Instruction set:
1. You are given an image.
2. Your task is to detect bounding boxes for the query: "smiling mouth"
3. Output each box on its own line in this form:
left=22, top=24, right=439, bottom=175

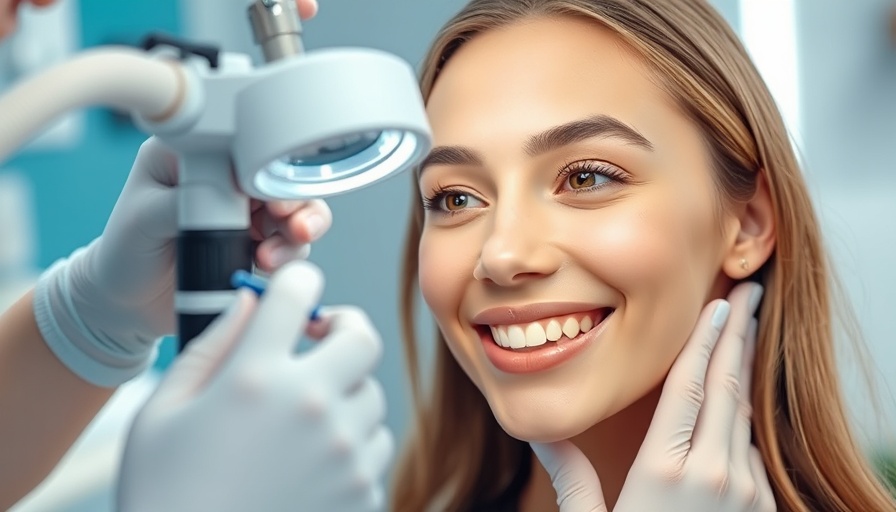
left=476, top=307, right=614, bottom=352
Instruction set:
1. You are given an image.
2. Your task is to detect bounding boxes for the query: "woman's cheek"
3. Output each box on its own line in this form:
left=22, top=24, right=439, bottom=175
left=418, top=230, right=468, bottom=315
left=566, top=206, right=686, bottom=288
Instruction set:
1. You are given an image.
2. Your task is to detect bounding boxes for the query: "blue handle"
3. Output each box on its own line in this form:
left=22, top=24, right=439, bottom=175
left=230, top=270, right=321, bottom=321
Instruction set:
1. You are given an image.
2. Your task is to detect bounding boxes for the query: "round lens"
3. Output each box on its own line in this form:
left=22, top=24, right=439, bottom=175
left=254, top=129, right=421, bottom=198
left=285, top=130, right=381, bottom=167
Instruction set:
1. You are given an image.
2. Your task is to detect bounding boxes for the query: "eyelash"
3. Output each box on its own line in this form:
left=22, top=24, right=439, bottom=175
left=421, top=183, right=460, bottom=213
left=556, top=160, right=629, bottom=194
left=421, top=160, right=628, bottom=212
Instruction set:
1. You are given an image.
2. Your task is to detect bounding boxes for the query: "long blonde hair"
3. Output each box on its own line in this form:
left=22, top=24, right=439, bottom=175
left=393, top=1, right=896, bottom=510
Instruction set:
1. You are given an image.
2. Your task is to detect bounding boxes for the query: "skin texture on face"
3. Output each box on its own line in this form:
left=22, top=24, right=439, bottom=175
left=418, top=15, right=737, bottom=442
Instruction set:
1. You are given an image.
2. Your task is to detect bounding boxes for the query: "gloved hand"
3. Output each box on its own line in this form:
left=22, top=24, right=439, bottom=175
left=32, top=136, right=332, bottom=387
left=118, top=261, right=393, bottom=512
left=531, top=282, right=777, bottom=512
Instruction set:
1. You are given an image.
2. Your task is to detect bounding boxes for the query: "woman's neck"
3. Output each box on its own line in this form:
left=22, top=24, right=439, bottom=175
left=520, top=384, right=662, bottom=512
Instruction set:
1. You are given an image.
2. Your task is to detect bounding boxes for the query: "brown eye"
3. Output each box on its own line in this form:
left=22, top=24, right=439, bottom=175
left=569, top=172, right=597, bottom=189
left=444, top=193, right=469, bottom=211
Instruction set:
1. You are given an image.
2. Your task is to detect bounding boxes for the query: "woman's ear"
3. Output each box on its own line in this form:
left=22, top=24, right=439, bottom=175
left=722, top=169, right=776, bottom=279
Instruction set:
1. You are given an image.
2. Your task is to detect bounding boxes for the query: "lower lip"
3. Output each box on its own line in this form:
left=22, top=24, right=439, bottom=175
left=480, top=312, right=611, bottom=374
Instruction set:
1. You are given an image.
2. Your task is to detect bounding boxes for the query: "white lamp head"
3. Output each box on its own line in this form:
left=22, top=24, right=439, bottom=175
left=232, top=47, right=431, bottom=199
left=232, top=0, right=431, bottom=199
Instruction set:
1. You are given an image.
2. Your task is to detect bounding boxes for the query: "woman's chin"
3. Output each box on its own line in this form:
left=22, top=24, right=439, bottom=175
left=491, top=407, right=601, bottom=443
left=481, top=382, right=631, bottom=443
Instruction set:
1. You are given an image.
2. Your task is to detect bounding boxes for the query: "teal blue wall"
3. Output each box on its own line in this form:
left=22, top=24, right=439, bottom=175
left=2, top=0, right=182, bottom=366
left=6, top=0, right=181, bottom=267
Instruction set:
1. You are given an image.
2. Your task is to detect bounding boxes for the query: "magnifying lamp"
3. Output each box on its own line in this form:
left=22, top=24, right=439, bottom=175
left=0, top=0, right=431, bottom=350
left=139, top=0, right=430, bottom=348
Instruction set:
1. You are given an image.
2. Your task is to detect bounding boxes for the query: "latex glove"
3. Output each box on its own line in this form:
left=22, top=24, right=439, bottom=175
left=118, top=261, right=393, bottom=512
left=531, top=282, right=776, bottom=512
left=32, top=137, right=332, bottom=387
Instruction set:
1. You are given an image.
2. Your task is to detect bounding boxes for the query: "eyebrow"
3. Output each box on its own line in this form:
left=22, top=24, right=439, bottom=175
left=418, top=114, right=653, bottom=175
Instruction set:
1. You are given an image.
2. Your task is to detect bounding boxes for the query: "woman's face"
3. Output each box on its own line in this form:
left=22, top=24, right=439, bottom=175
left=418, top=15, right=737, bottom=442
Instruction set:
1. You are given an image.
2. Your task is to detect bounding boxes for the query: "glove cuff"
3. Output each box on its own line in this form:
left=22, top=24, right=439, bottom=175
left=33, top=244, right=158, bottom=388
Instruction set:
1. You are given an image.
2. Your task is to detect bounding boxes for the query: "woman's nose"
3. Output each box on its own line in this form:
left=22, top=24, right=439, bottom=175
left=473, top=205, right=562, bottom=286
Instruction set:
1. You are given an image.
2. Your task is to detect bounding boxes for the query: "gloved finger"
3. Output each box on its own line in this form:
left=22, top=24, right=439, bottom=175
left=730, top=319, right=758, bottom=477
left=304, top=306, right=383, bottom=393
left=249, top=199, right=331, bottom=242
left=690, top=283, right=762, bottom=463
left=148, top=290, right=257, bottom=408
left=98, top=186, right=178, bottom=285
left=139, top=191, right=178, bottom=242
left=361, top=486, right=386, bottom=512
left=224, top=261, right=323, bottom=366
left=304, top=310, right=332, bottom=340
left=329, top=426, right=393, bottom=512
left=254, top=235, right=312, bottom=272
left=530, top=441, right=608, bottom=512
left=640, top=299, right=728, bottom=458
left=248, top=201, right=289, bottom=240
left=269, top=198, right=332, bottom=244
left=134, top=137, right=179, bottom=188
left=114, top=138, right=179, bottom=242
left=359, top=426, right=395, bottom=490
left=249, top=200, right=277, bottom=240
left=296, top=0, right=318, bottom=19
left=748, top=446, right=776, bottom=512
left=341, top=377, right=387, bottom=439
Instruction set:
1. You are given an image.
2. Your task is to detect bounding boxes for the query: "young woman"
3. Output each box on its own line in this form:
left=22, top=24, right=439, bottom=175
left=393, top=1, right=896, bottom=510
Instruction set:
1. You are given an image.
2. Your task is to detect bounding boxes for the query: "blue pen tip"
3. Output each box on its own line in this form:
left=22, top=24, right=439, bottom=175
left=230, top=269, right=251, bottom=288
left=231, top=269, right=266, bottom=296
left=230, top=269, right=322, bottom=320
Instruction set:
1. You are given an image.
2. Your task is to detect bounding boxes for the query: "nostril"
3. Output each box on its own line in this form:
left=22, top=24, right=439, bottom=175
left=513, top=271, right=547, bottom=282
left=474, top=246, right=562, bottom=285
left=476, top=272, right=546, bottom=287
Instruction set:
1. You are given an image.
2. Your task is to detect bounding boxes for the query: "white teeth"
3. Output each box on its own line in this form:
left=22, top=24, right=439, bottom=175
left=562, top=318, right=580, bottom=339
left=492, top=326, right=511, bottom=347
left=489, top=313, right=601, bottom=350
left=507, top=325, right=527, bottom=349
left=580, top=316, right=593, bottom=332
left=499, top=329, right=511, bottom=347
left=545, top=320, right=562, bottom=341
left=525, top=323, right=547, bottom=347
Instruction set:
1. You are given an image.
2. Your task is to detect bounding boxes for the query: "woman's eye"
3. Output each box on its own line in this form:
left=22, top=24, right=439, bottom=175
left=422, top=189, right=485, bottom=213
left=443, top=192, right=471, bottom=211
left=569, top=172, right=594, bottom=189
left=565, top=171, right=611, bottom=190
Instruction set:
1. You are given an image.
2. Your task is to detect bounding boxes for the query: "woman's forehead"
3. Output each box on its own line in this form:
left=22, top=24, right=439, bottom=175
left=424, top=16, right=694, bottom=167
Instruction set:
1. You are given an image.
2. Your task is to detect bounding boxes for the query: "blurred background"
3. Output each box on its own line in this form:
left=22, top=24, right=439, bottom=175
left=1, top=0, right=893, bottom=509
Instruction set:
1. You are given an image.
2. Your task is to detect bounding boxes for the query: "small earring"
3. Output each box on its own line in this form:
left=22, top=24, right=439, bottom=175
left=740, top=258, right=749, bottom=271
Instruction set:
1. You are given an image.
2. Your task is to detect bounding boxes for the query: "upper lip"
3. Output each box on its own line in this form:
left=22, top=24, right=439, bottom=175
left=471, top=302, right=608, bottom=325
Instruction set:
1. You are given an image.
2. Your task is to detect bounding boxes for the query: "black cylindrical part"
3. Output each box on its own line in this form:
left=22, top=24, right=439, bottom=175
left=178, top=313, right=219, bottom=348
left=177, top=229, right=253, bottom=351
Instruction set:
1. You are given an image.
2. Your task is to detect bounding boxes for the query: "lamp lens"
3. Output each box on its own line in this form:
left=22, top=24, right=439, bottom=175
left=254, top=129, right=421, bottom=198
left=286, top=131, right=380, bottom=167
